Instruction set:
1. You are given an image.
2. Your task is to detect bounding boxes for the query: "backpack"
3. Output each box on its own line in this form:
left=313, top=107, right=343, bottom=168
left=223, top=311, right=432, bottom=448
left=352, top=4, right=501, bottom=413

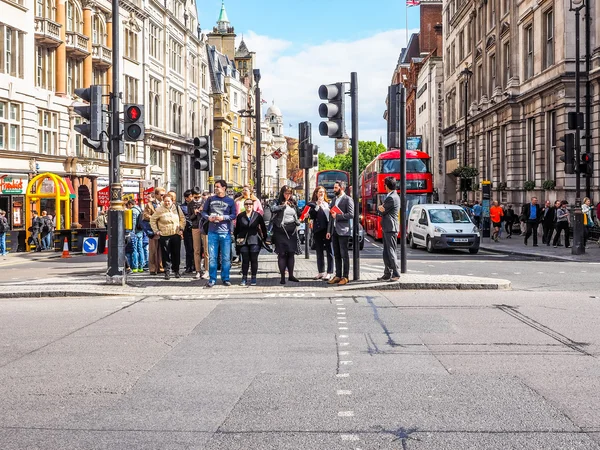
left=134, top=207, right=144, bottom=232
left=41, top=217, right=51, bottom=233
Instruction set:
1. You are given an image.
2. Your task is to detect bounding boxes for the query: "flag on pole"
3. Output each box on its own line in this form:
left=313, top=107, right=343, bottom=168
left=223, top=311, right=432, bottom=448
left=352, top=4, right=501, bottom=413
left=261, top=99, right=268, bottom=104
left=407, top=0, right=420, bottom=6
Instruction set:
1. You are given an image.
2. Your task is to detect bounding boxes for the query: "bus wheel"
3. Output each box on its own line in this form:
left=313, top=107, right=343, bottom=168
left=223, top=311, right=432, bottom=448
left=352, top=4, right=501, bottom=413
left=409, top=234, right=417, bottom=249
left=426, top=236, right=435, bottom=253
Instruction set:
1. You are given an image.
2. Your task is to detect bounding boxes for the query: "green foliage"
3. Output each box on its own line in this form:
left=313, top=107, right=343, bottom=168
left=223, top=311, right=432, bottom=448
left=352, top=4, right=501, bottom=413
left=542, top=179, right=556, bottom=190
left=524, top=180, right=536, bottom=191
left=317, top=141, right=387, bottom=181
left=451, top=165, right=479, bottom=178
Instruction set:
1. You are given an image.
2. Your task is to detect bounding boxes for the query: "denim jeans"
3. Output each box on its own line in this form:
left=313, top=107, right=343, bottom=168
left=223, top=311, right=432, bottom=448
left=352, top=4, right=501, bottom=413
left=42, top=232, right=53, bottom=250
left=0, top=233, right=6, bottom=255
left=208, top=232, right=231, bottom=283
left=126, top=232, right=144, bottom=270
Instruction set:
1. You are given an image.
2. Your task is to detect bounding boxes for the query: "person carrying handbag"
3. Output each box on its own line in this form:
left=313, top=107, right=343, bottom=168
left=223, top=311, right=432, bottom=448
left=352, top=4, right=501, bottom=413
left=308, top=186, right=334, bottom=281
left=150, top=194, right=186, bottom=279
left=234, top=200, right=268, bottom=286
left=271, top=186, right=301, bottom=285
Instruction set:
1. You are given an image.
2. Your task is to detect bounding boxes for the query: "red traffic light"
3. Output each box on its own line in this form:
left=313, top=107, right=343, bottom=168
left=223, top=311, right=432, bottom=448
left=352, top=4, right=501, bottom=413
left=126, top=105, right=141, bottom=121
left=581, top=153, right=592, bottom=163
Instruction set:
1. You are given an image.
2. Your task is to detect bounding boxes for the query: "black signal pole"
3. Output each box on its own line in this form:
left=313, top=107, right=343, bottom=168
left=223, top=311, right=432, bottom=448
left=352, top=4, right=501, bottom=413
left=106, top=0, right=125, bottom=284
left=253, top=69, right=262, bottom=200
left=350, top=72, right=360, bottom=281
left=398, top=85, right=407, bottom=275
left=584, top=0, right=591, bottom=199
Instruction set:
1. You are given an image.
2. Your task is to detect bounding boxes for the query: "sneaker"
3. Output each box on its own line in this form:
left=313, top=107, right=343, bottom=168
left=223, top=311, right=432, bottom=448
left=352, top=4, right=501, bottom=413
left=164, top=272, right=171, bottom=280
left=240, top=279, right=247, bottom=287
left=323, top=273, right=333, bottom=281
left=195, top=272, right=201, bottom=280
left=313, top=273, right=325, bottom=280
left=377, top=275, right=391, bottom=281
left=250, top=278, right=257, bottom=286
left=205, top=281, right=215, bottom=288
left=223, top=281, right=231, bottom=287
left=201, top=272, right=210, bottom=280
left=174, top=272, right=181, bottom=278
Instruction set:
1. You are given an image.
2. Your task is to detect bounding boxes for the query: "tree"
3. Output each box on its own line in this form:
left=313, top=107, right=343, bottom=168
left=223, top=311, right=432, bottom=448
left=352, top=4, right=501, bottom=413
left=317, top=141, right=387, bottom=177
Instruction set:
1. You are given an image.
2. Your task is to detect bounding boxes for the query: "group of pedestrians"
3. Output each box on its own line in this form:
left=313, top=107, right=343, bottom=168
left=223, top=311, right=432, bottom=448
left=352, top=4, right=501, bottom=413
left=29, top=210, right=55, bottom=252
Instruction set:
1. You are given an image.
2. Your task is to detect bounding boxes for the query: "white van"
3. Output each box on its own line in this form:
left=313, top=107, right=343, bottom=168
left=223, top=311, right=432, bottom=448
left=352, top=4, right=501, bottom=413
left=407, top=204, right=480, bottom=254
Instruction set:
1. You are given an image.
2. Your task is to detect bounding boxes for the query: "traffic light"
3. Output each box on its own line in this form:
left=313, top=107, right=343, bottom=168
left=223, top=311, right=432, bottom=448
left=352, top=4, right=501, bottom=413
left=123, top=104, right=144, bottom=141
left=298, top=121, right=311, bottom=169
left=74, top=85, right=104, bottom=151
left=193, top=135, right=211, bottom=171
left=307, top=143, right=319, bottom=168
left=580, top=152, right=593, bottom=176
left=558, top=133, right=575, bottom=174
left=318, top=82, right=345, bottom=138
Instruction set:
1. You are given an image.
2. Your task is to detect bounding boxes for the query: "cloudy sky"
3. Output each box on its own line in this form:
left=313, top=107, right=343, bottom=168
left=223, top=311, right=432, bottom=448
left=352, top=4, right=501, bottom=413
left=197, top=1, right=420, bottom=155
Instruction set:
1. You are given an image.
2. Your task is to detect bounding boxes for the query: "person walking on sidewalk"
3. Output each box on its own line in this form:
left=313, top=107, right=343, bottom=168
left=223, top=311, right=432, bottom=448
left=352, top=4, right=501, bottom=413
left=504, top=205, right=516, bottom=238
left=125, top=199, right=144, bottom=273
left=202, top=180, right=236, bottom=288
left=30, top=210, right=44, bottom=252
left=0, top=209, right=8, bottom=256
left=308, top=186, right=334, bottom=281
left=377, top=176, right=400, bottom=281
left=271, top=186, right=301, bottom=285
left=541, top=200, right=555, bottom=245
left=143, top=189, right=165, bottom=275
left=472, top=201, right=482, bottom=229
left=327, top=180, right=354, bottom=286
left=490, top=201, right=504, bottom=242
left=188, top=188, right=209, bottom=280
left=582, top=197, right=594, bottom=247
left=234, top=199, right=268, bottom=286
left=180, top=190, right=195, bottom=274
left=150, top=194, right=186, bottom=280
left=553, top=201, right=570, bottom=248
left=521, top=197, right=542, bottom=246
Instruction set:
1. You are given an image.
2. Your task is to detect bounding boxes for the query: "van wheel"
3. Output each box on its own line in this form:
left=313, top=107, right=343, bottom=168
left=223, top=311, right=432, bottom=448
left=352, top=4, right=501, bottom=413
left=469, top=248, right=479, bottom=254
left=426, top=236, right=435, bottom=253
left=409, top=234, right=417, bottom=249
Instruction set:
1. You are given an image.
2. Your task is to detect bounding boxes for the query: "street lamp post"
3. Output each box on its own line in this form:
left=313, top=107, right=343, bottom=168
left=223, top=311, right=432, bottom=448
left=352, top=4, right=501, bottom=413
left=460, top=65, right=473, bottom=201
left=570, top=0, right=585, bottom=255
left=253, top=69, right=262, bottom=200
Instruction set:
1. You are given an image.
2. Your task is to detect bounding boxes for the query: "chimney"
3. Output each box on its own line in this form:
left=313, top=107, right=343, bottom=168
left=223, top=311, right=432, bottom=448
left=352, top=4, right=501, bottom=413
left=434, top=23, right=443, bottom=57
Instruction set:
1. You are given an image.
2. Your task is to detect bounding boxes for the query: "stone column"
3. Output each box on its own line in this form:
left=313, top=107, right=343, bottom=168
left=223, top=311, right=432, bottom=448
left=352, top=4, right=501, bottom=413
left=106, top=17, right=112, bottom=93
left=55, top=0, right=67, bottom=95
left=83, top=5, right=93, bottom=87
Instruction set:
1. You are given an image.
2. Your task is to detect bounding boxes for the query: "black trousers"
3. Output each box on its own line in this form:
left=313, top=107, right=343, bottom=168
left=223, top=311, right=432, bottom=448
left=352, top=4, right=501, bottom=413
left=239, top=245, right=260, bottom=279
left=504, top=220, right=514, bottom=236
left=525, top=221, right=539, bottom=245
left=183, top=229, right=194, bottom=270
left=553, top=222, right=570, bottom=247
left=542, top=223, right=554, bottom=245
left=313, top=229, right=333, bottom=274
left=332, top=233, right=350, bottom=278
left=382, top=231, right=400, bottom=277
left=159, top=234, right=182, bottom=273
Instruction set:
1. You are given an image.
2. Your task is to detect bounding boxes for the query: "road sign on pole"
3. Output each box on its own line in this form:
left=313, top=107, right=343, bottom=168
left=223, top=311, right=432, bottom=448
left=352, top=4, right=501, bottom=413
left=82, top=237, right=99, bottom=255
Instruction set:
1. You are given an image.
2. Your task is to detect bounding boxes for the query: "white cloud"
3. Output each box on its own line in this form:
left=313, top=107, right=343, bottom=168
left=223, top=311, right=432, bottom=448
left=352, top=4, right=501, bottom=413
left=239, top=29, right=415, bottom=155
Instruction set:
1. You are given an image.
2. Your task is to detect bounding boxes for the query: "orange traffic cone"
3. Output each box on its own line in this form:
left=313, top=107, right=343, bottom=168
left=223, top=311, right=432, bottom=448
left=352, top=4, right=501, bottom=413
left=103, top=234, right=108, bottom=254
left=61, top=237, right=71, bottom=258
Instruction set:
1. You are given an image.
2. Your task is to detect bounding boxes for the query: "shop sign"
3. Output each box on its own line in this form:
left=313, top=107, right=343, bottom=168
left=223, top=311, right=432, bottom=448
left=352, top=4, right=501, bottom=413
left=98, top=186, right=110, bottom=207
left=143, top=187, right=154, bottom=204
left=0, top=176, right=26, bottom=194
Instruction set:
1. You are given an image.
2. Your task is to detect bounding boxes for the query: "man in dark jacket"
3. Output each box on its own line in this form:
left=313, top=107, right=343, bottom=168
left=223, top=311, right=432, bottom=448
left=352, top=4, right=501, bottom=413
left=541, top=200, right=556, bottom=246
left=30, top=210, right=44, bottom=252
left=181, top=189, right=195, bottom=273
left=326, top=181, right=354, bottom=286
left=377, top=176, right=400, bottom=281
left=521, top=197, right=542, bottom=246
left=188, top=188, right=209, bottom=280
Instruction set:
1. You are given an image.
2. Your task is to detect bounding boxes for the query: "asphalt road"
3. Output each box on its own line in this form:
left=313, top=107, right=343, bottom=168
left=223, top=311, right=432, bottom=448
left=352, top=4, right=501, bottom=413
left=0, top=288, right=599, bottom=449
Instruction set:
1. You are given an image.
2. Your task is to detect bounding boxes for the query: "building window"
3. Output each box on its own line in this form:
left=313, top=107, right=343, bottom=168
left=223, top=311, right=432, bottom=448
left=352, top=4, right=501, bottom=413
left=92, top=15, right=106, bottom=45
left=527, top=117, right=536, bottom=180
left=124, top=28, right=138, bottom=61
left=149, top=22, right=161, bottom=60
left=66, top=0, right=82, bottom=33
left=38, top=109, right=59, bottom=155
left=66, top=58, right=83, bottom=96
left=149, top=77, right=160, bottom=127
left=503, top=0, right=509, bottom=16
left=201, top=63, right=207, bottom=89
left=524, top=25, right=534, bottom=80
left=150, top=148, right=162, bottom=167
left=0, top=101, right=21, bottom=151
left=2, top=27, right=24, bottom=78
left=169, top=38, right=183, bottom=74
left=490, top=0, right=496, bottom=30
left=503, top=41, right=510, bottom=86
left=544, top=10, right=554, bottom=69
left=124, top=76, right=138, bottom=103
left=233, top=139, right=239, bottom=156
left=485, top=130, right=493, bottom=181
left=36, top=0, right=55, bottom=19
left=170, top=89, right=183, bottom=134
left=450, top=41, right=456, bottom=72
left=190, top=54, right=198, bottom=84
left=36, top=46, right=55, bottom=90
left=478, top=64, right=484, bottom=99
left=124, top=143, right=136, bottom=162
left=547, top=111, right=556, bottom=180
left=500, top=125, right=507, bottom=181
left=489, top=54, right=496, bottom=96
left=458, top=30, right=464, bottom=62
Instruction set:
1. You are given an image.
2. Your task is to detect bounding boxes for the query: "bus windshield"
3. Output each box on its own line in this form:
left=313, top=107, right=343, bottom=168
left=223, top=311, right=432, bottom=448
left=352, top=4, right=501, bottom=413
left=380, top=158, right=429, bottom=174
left=428, top=209, right=472, bottom=224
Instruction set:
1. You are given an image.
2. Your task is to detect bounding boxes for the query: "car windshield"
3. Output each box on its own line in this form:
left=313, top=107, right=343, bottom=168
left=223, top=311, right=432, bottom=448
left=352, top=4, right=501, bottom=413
left=428, top=209, right=472, bottom=224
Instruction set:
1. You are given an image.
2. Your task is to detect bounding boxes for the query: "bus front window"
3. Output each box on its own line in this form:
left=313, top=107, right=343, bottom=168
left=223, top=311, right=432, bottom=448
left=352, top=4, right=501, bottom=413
left=380, top=159, right=429, bottom=173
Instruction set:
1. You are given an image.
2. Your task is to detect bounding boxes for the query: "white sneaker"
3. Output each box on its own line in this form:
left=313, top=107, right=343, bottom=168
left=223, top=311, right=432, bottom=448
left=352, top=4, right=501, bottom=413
left=201, top=272, right=210, bottom=279
left=313, top=273, right=325, bottom=280
left=323, top=273, right=333, bottom=281
left=195, top=272, right=201, bottom=280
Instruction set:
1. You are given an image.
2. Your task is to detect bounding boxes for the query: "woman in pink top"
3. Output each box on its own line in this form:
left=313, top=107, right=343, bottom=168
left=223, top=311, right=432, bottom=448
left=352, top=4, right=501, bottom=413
left=235, top=185, right=264, bottom=216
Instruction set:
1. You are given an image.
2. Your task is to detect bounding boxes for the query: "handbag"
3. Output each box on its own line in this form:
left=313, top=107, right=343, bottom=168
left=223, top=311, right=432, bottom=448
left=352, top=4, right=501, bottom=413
left=257, top=234, right=273, bottom=253
left=236, top=236, right=247, bottom=246
left=309, top=232, right=316, bottom=251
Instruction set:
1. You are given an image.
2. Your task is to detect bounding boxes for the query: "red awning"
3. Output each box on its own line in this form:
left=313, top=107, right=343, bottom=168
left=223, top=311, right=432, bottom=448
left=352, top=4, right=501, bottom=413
left=61, top=177, right=77, bottom=198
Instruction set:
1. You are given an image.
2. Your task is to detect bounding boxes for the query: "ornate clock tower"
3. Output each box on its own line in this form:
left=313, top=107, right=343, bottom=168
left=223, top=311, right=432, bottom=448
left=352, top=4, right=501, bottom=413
left=334, top=135, right=350, bottom=155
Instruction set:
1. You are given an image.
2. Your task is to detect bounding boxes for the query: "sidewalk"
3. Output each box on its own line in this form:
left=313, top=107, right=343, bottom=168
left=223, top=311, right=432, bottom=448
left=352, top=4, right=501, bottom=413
left=0, top=253, right=511, bottom=298
left=479, top=231, right=600, bottom=262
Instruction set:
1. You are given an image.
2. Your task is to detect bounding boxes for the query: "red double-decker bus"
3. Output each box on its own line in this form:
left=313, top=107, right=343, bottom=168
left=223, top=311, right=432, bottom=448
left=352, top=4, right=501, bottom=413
left=360, top=149, right=433, bottom=240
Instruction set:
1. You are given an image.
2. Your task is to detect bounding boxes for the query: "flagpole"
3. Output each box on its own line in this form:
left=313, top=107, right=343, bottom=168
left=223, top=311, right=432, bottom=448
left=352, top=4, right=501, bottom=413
left=405, top=0, right=408, bottom=45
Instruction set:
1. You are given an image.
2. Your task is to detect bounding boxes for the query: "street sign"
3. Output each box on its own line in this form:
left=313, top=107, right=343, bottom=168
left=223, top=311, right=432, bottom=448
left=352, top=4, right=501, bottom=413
left=82, top=237, right=99, bottom=255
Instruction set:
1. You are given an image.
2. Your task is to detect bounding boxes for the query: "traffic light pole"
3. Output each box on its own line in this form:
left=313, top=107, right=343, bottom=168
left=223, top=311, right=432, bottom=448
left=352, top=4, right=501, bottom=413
left=106, top=0, right=125, bottom=284
left=253, top=70, right=262, bottom=200
left=350, top=72, right=360, bottom=281
left=398, top=85, right=407, bottom=275
left=572, top=2, right=585, bottom=255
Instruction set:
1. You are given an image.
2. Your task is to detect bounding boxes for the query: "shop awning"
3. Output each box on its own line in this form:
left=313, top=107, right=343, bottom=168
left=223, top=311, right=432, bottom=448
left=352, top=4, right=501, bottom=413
left=62, top=178, right=77, bottom=199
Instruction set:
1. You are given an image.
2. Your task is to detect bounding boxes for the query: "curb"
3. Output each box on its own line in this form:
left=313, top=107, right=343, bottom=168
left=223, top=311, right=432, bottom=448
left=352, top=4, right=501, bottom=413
left=480, top=244, right=593, bottom=262
left=337, top=280, right=511, bottom=290
left=0, top=291, right=126, bottom=299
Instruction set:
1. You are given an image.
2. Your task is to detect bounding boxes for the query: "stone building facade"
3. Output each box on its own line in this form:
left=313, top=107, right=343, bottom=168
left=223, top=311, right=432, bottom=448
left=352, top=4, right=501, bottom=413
left=442, top=0, right=599, bottom=205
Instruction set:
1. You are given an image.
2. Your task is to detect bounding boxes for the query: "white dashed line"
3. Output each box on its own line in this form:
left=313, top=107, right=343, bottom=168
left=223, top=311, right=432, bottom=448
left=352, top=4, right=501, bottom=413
left=340, top=434, right=359, bottom=441
left=339, top=327, right=348, bottom=330
left=337, top=307, right=346, bottom=310
left=338, top=321, right=347, bottom=324
left=339, top=335, right=348, bottom=338
left=340, top=360, right=353, bottom=365
left=339, top=342, right=350, bottom=346
left=339, top=351, right=350, bottom=356
left=338, top=411, right=354, bottom=417
left=337, top=390, right=352, bottom=395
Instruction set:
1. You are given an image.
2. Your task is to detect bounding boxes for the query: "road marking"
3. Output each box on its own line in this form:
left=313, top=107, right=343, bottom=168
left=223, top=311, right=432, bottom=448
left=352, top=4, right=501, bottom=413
left=340, top=342, right=350, bottom=346
left=340, top=434, right=359, bottom=441
left=491, top=272, right=498, bottom=275
left=337, top=390, right=352, bottom=395
left=339, top=334, right=348, bottom=338
left=339, top=327, right=348, bottom=330
left=339, top=351, right=350, bottom=356
left=559, top=271, right=565, bottom=274
left=514, top=272, right=521, bottom=275
left=338, top=321, right=347, bottom=324
left=336, top=373, right=350, bottom=378
left=338, top=411, right=354, bottom=417
left=337, top=307, right=346, bottom=310
left=340, top=360, right=353, bottom=365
